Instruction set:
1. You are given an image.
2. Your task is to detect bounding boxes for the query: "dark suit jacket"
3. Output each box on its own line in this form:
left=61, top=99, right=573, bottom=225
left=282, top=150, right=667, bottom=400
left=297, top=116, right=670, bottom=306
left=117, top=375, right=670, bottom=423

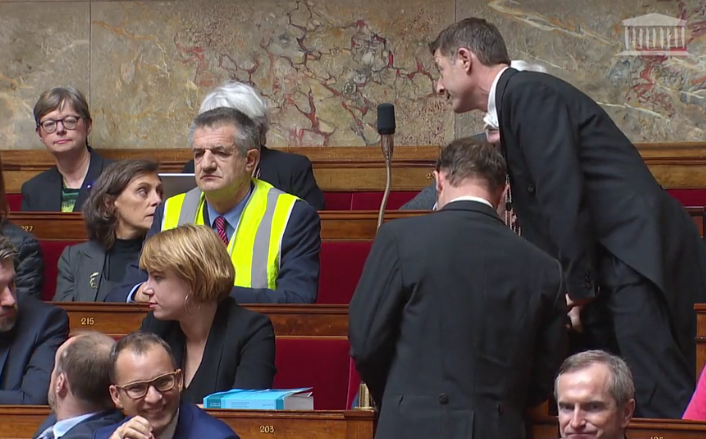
left=495, top=68, right=706, bottom=371
left=400, top=133, right=487, bottom=211
left=183, top=146, right=325, bottom=210
left=105, top=196, right=320, bottom=304
left=20, top=147, right=113, bottom=212
left=0, top=295, right=69, bottom=404
left=55, top=240, right=140, bottom=302
left=1, top=221, right=44, bottom=299
left=33, top=410, right=124, bottom=439
left=349, top=201, right=567, bottom=439
left=91, top=402, right=239, bottom=439
left=140, top=296, right=276, bottom=404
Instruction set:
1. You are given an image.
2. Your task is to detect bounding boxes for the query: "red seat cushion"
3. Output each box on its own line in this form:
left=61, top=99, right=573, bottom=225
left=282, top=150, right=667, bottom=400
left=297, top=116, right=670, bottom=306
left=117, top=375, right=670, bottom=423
left=667, top=189, right=706, bottom=207
left=7, top=193, right=22, bottom=212
left=39, top=241, right=75, bottom=301
left=318, top=241, right=371, bottom=304
left=273, top=337, right=351, bottom=410
left=350, top=191, right=420, bottom=210
left=323, top=192, right=353, bottom=210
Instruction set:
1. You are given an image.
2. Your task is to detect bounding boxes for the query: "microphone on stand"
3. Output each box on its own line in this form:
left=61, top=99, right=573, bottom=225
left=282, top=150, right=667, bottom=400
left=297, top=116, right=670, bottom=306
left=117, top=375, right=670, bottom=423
left=376, top=103, right=396, bottom=229
left=356, top=103, right=396, bottom=412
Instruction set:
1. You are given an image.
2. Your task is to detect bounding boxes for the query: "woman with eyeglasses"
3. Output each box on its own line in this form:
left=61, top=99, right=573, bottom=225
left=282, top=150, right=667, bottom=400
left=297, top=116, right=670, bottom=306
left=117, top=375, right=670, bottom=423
left=54, top=160, right=162, bottom=302
left=137, top=224, right=276, bottom=403
left=21, top=87, right=113, bottom=212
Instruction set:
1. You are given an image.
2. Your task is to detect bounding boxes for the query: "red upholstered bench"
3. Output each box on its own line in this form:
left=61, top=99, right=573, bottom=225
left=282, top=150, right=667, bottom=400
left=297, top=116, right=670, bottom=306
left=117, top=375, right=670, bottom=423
left=7, top=193, right=22, bottom=212
left=323, top=191, right=420, bottom=210
left=39, top=241, right=76, bottom=301
left=273, top=337, right=351, bottom=410
left=318, top=241, right=372, bottom=304
left=667, top=189, right=706, bottom=207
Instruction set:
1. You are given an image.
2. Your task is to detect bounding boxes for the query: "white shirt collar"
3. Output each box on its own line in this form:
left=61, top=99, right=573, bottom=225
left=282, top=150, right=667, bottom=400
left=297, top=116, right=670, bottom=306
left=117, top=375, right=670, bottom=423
left=446, top=196, right=493, bottom=208
left=157, top=408, right=179, bottom=439
left=52, top=412, right=99, bottom=438
left=486, top=66, right=510, bottom=129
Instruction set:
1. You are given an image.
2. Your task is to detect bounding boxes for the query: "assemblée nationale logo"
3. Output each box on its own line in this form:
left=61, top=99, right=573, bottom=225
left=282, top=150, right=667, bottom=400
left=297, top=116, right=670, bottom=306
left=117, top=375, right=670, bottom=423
left=618, top=13, right=690, bottom=57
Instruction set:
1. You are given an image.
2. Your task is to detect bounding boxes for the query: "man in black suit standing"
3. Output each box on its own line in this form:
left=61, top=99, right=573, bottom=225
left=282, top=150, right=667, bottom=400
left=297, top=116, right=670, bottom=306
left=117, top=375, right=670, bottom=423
left=429, top=18, right=706, bottom=418
left=0, top=235, right=69, bottom=405
left=34, top=332, right=124, bottom=439
left=349, top=138, right=566, bottom=439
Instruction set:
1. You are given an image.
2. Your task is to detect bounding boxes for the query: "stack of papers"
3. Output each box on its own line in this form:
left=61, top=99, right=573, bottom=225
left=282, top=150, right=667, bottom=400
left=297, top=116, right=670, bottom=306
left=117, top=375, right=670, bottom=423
left=203, top=388, right=314, bottom=410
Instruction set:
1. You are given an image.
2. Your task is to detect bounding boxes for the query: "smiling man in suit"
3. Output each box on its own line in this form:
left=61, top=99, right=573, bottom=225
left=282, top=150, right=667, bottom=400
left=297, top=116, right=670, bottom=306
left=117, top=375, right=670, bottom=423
left=93, top=331, right=238, bottom=439
left=0, top=235, right=69, bottom=404
left=429, top=17, right=706, bottom=418
left=34, top=332, right=123, bottom=439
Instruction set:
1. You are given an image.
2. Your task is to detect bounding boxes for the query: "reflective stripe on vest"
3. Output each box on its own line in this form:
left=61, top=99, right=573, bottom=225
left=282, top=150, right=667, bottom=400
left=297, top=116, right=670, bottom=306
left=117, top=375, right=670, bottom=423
left=160, top=179, right=297, bottom=289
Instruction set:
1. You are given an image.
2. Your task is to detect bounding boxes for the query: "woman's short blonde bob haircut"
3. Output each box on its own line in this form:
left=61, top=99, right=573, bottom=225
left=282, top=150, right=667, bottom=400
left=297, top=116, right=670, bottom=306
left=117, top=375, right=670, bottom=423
left=139, top=224, right=234, bottom=303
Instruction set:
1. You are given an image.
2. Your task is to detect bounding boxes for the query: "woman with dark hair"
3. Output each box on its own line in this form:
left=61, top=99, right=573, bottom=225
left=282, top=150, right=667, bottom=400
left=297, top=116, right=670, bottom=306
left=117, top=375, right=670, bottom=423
left=0, top=157, right=44, bottom=298
left=54, top=160, right=162, bottom=302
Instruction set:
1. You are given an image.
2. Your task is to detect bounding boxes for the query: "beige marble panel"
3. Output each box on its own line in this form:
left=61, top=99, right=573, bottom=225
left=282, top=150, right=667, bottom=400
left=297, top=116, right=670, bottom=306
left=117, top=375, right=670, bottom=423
left=455, top=0, right=706, bottom=142
left=0, top=2, right=90, bottom=150
left=90, top=0, right=455, bottom=149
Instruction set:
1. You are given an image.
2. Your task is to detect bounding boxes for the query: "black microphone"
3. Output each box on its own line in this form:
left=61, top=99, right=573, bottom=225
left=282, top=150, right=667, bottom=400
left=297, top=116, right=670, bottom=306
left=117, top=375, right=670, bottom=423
left=376, top=103, right=396, bottom=230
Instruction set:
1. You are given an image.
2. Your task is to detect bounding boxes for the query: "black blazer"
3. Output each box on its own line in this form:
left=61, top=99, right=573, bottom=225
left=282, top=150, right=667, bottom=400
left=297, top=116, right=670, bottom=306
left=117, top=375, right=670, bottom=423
left=183, top=146, right=325, bottom=210
left=495, top=68, right=706, bottom=369
left=33, top=410, right=124, bottom=439
left=0, top=295, right=69, bottom=404
left=106, top=196, right=321, bottom=304
left=140, top=296, right=276, bottom=404
left=1, top=221, right=43, bottom=299
left=20, top=147, right=113, bottom=212
left=349, top=201, right=566, bottom=439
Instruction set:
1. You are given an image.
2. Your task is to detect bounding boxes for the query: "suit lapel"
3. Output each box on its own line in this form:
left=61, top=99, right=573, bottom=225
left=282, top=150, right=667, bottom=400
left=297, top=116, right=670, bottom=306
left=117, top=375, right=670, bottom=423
left=173, top=403, right=193, bottom=439
left=186, top=300, right=230, bottom=396
left=494, top=68, right=519, bottom=156
left=74, top=148, right=104, bottom=212
left=43, top=168, right=63, bottom=212
left=0, top=331, right=12, bottom=388
left=79, top=242, right=108, bottom=302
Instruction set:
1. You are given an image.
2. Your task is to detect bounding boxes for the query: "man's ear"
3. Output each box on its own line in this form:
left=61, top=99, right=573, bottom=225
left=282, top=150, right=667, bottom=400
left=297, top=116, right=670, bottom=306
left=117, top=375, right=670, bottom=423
left=434, top=170, right=443, bottom=194
left=457, top=47, right=473, bottom=73
left=620, top=399, right=636, bottom=428
left=245, top=149, right=260, bottom=176
left=109, top=385, right=123, bottom=409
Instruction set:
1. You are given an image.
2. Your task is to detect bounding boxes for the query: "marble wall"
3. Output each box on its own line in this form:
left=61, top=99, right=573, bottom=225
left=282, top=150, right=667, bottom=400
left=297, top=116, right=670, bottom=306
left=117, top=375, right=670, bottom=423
left=1, top=0, right=705, bottom=149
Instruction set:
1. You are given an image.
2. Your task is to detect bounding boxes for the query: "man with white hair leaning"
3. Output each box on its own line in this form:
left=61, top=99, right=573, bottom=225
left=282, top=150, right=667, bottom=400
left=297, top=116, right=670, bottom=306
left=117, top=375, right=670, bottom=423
left=182, top=81, right=325, bottom=210
left=400, top=60, right=546, bottom=211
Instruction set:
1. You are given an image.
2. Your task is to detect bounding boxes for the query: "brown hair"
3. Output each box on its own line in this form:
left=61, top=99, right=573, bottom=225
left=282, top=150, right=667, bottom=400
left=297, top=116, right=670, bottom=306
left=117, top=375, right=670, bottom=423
left=82, top=160, right=159, bottom=250
left=139, top=224, right=234, bottom=303
left=33, top=86, right=92, bottom=126
left=429, top=18, right=511, bottom=66
left=109, top=331, right=178, bottom=384
left=58, top=331, right=116, bottom=410
left=436, top=136, right=507, bottom=193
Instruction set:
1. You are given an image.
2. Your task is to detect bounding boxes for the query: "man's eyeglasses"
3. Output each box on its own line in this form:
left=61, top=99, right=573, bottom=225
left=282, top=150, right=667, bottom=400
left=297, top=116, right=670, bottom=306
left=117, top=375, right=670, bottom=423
left=37, top=116, right=82, bottom=134
left=115, top=370, right=181, bottom=400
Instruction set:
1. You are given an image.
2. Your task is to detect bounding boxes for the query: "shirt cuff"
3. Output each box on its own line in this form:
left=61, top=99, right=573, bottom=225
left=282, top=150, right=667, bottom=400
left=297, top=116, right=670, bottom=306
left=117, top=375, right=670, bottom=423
left=127, top=283, right=144, bottom=303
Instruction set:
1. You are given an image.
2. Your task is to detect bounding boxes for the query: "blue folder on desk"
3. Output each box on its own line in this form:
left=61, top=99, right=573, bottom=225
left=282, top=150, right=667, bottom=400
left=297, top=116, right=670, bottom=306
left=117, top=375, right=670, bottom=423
left=203, top=388, right=314, bottom=410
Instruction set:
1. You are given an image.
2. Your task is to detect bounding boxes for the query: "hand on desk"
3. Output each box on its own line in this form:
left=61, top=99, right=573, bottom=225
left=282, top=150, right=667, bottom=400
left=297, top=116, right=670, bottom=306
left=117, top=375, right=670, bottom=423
left=110, top=416, right=155, bottom=439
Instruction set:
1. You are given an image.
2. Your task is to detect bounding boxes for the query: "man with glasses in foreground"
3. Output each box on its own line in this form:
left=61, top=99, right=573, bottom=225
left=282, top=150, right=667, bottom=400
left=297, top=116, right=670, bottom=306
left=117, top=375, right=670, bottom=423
left=93, top=332, right=238, bottom=439
left=22, top=87, right=112, bottom=212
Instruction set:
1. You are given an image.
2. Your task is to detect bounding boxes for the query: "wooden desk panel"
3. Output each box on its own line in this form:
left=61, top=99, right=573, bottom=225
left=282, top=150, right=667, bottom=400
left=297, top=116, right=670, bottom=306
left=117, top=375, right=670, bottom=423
left=0, top=406, right=375, bottom=439
left=58, top=303, right=348, bottom=338
left=8, top=211, right=428, bottom=241
left=532, top=415, right=706, bottom=439
left=4, top=143, right=706, bottom=192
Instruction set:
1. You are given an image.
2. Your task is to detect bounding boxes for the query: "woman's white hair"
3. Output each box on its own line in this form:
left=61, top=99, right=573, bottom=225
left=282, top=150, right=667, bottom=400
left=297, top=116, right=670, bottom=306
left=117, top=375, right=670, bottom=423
left=483, top=60, right=547, bottom=130
left=199, top=80, right=270, bottom=141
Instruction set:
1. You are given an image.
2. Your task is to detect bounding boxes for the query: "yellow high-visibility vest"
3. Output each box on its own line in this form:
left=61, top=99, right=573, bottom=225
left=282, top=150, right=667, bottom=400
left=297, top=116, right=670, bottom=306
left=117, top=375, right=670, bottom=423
left=161, top=179, right=297, bottom=289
